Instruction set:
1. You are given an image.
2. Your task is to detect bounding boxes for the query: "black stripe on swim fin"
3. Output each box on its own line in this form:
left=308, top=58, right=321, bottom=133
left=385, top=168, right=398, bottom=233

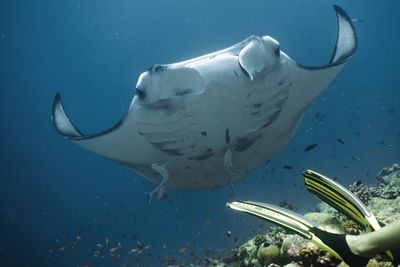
left=303, top=170, right=381, bottom=232
left=303, top=170, right=394, bottom=261
left=306, top=180, right=367, bottom=229
left=309, top=227, right=370, bottom=267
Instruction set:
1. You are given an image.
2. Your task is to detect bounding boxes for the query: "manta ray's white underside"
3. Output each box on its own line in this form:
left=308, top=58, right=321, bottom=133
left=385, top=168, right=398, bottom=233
left=52, top=5, right=357, bottom=196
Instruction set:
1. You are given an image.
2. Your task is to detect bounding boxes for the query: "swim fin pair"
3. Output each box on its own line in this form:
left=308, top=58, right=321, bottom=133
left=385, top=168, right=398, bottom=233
left=227, top=170, right=393, bottom=266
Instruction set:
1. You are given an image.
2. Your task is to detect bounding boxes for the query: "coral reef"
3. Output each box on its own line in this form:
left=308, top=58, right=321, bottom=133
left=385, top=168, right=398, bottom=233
left=349, top=164, right=400, bottom=205
left=254, top=235, right=268, bottom=247
left=257, top=245, right=280, bottom=266
left=170, top=164, right=400, bottom=267
left=222, top=164, right=400, bottom=267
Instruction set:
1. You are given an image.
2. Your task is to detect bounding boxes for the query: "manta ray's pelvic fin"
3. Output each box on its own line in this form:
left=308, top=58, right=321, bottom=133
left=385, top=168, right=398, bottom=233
left=146, top=163, right=169, bottom=203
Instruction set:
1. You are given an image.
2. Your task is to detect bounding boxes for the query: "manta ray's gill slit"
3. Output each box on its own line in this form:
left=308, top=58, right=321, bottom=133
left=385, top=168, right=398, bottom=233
left=188, top=148, right=215, bottom=161
left=260, top=110, right=281, bottom=129
left=174, top=88, right=193, bottom=97
left=250, top=110, right=261, bottom=116
left=136, top=112, right=190, bottom=125
left=150, top=144, right=184, bottom=156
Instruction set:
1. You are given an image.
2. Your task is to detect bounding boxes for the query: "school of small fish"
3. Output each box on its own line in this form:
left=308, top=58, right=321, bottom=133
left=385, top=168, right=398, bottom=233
left=44, top=214, right=226, bottom=266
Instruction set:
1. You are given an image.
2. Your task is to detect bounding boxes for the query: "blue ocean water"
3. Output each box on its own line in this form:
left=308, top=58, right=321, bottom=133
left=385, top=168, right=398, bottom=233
left=1, top=0, right=399, bottom=266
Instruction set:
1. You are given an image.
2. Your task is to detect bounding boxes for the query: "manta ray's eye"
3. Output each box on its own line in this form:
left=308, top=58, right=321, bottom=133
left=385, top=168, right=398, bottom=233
left=136, top=88, right=146, bottom=100
left=274, top=45, right=280, bottom=56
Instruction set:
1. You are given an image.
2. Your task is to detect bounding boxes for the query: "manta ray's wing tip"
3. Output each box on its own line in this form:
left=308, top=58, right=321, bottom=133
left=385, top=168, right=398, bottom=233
left=333, top=5, right=350, bottom=20
left=52, top=92, right=83, bottom=139
left=333, top=4, right=343, bottom=12
left=330, top=4, right=357, bottom=64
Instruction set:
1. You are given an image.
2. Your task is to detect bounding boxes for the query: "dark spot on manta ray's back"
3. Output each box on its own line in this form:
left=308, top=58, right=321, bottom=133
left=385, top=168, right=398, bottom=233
left=235, top=134, right=262, bottom=152
left=253, top=102, right=263, bottom=108
left=225, top=129, right=230, bottom=144
left=201, top=131, right=207, bottom=136
left=304, top=143, right=318, bottom=152
left=282, top=165, right=293, bottom=170
left=336, top=138, right=344, bottom=144
left=278, top=79, right=286, bottom=86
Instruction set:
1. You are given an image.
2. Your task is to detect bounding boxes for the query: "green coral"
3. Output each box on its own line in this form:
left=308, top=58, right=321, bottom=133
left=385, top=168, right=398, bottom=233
left=342, top=219, right=361, bottom=235
left=254, top=235, right=267, bottom=247
left=393, top=178, right=400, bottom=188
left=257, top=245, right=280, bottom=266
left=299, top=247, right=314, bottom=259
left=208, top=259, right=226, bottom=267
left=280, top=236, right=294, bottom=257
left=297, top=245, right=324, bottom=265
left=366, top=258, right=394, bottom=267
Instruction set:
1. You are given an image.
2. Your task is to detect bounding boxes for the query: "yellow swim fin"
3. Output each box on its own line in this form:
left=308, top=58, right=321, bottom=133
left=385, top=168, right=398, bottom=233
left=227, top=200, right=370, bottom=266
left=303, top=169, right=380, bottom=232
left=303, top=169, right=394, bottom=261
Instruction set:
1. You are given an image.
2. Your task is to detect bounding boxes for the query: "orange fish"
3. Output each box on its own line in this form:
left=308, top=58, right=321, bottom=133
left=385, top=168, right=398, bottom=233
left=203, top=219, right=212, bottom=225
left=179, top=247, right=188, bottom=254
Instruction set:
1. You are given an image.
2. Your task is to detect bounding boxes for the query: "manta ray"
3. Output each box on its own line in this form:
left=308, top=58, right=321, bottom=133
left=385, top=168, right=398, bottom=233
left=52, top=5, right=356, bottom=199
